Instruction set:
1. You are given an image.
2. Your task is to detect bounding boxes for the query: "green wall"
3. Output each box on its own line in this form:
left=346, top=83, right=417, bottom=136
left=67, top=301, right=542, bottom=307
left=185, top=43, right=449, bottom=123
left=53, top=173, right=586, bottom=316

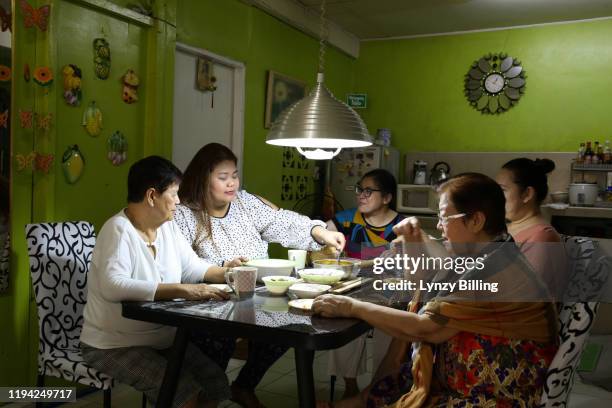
left=6, top=0, right=606, bottom=390
left=176, top=0, right=357, bottom=205
left=2, top=0, right=176, bottom=388
left=1, top=0, right=356, bottom=387
left=355, top=19, right=612, bottom=153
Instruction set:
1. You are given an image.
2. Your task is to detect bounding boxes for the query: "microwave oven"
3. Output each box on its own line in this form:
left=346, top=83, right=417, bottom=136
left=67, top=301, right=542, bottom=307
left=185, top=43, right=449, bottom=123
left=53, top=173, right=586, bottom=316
left=396, top=184, right=439, bottom=214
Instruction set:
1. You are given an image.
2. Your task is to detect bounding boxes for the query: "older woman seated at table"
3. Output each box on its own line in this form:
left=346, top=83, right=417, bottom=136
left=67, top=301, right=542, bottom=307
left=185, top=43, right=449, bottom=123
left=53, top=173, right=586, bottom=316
left=80, top=156, right=235, bottom=408
left=314, top=173, right=558, bottom=408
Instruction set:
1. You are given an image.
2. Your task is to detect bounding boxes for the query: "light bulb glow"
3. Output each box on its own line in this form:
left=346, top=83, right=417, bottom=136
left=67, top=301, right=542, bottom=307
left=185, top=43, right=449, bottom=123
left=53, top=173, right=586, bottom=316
left=296, top=147, right=341, bottom=160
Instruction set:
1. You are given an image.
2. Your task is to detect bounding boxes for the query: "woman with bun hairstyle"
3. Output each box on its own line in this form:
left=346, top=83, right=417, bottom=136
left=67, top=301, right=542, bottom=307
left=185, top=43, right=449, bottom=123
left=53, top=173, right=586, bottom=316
left=496, top=158, right=566, bottom=295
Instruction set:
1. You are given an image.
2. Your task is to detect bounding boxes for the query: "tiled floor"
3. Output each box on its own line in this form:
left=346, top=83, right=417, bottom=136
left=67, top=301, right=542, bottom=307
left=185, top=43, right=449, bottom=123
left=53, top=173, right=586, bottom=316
left=5, top=341, right=612, bottom=407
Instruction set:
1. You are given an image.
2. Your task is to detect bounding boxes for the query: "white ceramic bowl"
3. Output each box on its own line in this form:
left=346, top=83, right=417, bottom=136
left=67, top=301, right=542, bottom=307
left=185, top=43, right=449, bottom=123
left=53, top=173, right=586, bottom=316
left=245, top=259, right=295, bottom=282
left=312, top=258, right=360, bottom=279
left=262, top=276, right=300, bottom=295
left=299, top=268, right=344, bottom=285
left=288, top=283, right=331, bottom=299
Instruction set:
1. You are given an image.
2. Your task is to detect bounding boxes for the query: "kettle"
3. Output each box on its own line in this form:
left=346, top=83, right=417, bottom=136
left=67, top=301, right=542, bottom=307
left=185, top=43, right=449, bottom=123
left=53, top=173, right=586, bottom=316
left=430, top=162, right=451, bottom=185
left=413, top=161, right=428, bottom=185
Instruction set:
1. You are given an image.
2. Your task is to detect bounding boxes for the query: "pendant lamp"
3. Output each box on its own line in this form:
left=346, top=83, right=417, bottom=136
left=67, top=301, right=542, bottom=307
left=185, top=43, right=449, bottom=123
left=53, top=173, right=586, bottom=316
left=266, top=0, right=372, bottom=160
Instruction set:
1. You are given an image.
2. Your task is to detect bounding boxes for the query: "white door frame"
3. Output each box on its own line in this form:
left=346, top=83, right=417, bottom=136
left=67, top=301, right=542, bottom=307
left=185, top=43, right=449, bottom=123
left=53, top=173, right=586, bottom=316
left=175, top=42, right=246, bottom=175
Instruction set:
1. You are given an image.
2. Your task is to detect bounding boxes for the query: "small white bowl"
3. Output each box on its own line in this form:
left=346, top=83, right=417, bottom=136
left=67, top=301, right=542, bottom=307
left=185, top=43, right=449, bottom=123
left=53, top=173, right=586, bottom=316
left=262, top=276, right=300, bottom=295
left=288, top=283, right=331, bottom=299
left=299, top=268, right=344, bottom=285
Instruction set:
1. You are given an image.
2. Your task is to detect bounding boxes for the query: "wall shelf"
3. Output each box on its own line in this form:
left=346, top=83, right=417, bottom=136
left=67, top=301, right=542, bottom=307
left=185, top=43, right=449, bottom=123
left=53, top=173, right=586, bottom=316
left=572, top=163, right=612, bottom=172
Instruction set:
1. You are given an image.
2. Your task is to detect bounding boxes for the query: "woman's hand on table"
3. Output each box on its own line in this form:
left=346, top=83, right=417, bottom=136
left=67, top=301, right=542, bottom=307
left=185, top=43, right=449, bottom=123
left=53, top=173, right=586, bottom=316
left=312, top=226, right=345, bottom=252
left=312, top=294, right=356, bottom=318
left=223, top=256, right=248, bottom=268
left=182, top=283, right=230, bottom=301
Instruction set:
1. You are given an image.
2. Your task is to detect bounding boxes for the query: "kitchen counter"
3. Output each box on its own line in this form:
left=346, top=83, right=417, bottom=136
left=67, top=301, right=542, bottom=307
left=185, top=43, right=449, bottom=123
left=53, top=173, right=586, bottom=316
left=541, top=205, right=612, bottom=220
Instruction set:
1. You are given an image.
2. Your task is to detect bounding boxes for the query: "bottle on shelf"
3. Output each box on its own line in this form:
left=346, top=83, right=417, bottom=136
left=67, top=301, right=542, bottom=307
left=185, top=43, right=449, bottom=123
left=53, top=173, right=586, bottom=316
left=584, top=141, right=593, bottom=164
left=604, top=140, right=611, bottom=164
left=577, top=142, right=585, bottom=164
left=597, top=141, right=604, bottom=163
left=593, top=141, right=600, bottom=164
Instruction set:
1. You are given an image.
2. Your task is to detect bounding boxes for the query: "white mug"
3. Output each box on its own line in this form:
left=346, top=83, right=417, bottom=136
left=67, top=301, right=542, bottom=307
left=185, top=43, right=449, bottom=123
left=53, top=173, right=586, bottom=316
left=225, top=266, right=257, bottom=298
left=288, top=249, right=307, bottom=270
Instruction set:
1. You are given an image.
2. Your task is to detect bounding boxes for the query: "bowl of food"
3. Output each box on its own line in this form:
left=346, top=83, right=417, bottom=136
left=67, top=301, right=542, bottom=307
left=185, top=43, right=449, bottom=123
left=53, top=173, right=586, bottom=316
left=312, top=258, right=360, bottom=279
left=298, top=268, right=344, bottom=285
left=245, top=259, right=295, bottom=282
left=261, top=276, right=300, bottom=295
left=550, top=191, right=569, bottom=204
left=288, top=283, right=331, bottom=299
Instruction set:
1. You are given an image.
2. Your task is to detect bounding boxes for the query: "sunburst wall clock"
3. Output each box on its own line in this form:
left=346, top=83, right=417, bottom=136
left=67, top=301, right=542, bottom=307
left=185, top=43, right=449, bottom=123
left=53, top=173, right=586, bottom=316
left=465, top=53, right=526, bottom=114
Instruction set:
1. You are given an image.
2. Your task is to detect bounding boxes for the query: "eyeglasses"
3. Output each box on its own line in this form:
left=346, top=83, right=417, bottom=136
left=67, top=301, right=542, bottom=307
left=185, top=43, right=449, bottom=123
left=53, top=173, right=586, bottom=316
left=437, top=213, right=466, bottom=226
left=355, top=185, right=381, bottom=198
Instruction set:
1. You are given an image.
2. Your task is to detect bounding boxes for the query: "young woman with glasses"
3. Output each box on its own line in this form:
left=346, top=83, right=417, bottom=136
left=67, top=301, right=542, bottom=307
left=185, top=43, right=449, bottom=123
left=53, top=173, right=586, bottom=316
left=324, top=168, right=406, bottom=398
left=326, top=169, right=405, bottom=260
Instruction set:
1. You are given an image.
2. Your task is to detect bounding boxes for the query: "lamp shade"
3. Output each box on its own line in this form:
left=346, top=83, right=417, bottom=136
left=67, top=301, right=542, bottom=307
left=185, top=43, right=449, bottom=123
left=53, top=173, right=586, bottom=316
left=266, top=73, right=372, bottom=150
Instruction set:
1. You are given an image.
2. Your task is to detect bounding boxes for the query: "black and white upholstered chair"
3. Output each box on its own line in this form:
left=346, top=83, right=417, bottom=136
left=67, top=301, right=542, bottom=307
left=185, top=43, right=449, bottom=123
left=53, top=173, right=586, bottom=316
left=539, top=236, right=612, bottom=407
left=25, top=222, right=113, bottom=407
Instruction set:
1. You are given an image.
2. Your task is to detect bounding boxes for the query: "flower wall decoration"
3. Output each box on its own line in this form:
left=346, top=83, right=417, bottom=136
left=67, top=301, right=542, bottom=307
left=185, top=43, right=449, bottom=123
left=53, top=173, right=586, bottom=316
left=464, top=53, right=526, bottom=114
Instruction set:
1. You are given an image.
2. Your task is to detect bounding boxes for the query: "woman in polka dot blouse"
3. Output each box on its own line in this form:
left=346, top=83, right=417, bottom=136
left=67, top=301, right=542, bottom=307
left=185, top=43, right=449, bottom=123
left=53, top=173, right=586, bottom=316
left=174, top=142, right=345, bottom=408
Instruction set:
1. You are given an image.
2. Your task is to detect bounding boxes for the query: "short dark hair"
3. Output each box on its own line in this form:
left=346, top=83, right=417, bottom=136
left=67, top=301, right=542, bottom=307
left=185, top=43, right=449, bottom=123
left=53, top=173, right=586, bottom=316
left=361, top=169, right=398, bottom=210
left=502, top=158, right=555, bottom=204
left=438, top=173, right=507, bottom=236
left=127, top=156, right=182, bottom=203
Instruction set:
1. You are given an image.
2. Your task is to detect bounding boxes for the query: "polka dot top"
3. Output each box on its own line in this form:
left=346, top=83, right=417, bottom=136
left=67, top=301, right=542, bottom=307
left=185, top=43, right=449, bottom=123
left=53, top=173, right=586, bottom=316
left=173, top=190, right=326, bottom=266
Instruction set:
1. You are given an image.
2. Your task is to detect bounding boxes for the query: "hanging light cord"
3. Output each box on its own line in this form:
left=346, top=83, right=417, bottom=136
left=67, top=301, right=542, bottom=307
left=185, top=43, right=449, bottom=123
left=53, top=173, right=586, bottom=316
left=318, top=0, right=328, bottom=74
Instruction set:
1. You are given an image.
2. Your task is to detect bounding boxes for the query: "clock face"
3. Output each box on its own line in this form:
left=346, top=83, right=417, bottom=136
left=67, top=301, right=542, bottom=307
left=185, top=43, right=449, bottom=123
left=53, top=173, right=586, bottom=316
left=484, top=73, right=504, bottom=93
left=464, top=53, right=526, bottom=114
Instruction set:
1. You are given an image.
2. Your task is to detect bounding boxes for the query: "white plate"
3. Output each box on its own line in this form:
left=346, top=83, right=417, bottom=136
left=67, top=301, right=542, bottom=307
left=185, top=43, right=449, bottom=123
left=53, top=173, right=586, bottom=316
left=288, top=283, right=331, bottom=299
left=208, top=284, right=233, bottom=293
left=288, top=299, right=314, bottom=311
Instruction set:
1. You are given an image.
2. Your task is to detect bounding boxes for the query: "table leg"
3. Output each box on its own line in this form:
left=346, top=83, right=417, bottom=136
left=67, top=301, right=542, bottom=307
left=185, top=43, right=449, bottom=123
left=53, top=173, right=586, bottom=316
left=157, top=327, right=189, bottom=408
left=294, top=348, right=315, bottom=408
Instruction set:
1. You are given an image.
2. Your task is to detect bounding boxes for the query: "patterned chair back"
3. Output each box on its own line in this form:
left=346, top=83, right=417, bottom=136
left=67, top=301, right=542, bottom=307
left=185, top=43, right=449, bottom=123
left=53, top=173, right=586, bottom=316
left=25, top=222, right=96, bottom=361
left=540, top=236, right=611, bottom=407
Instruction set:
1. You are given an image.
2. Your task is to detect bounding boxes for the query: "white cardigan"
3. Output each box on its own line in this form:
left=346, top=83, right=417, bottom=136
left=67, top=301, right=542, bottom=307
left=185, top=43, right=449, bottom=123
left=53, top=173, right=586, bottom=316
left=81, top=209, right=213, bottom=349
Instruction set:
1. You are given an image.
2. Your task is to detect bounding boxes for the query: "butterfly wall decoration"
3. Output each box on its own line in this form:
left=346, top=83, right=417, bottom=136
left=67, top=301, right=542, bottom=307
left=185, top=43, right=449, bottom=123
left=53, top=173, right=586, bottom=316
left=19, top=0, right=50, bottom=32
left=0, top=6, right=11, bottom=32
left=15, top=151, right=54, bottom=173
left=36, top=112, right=52, bottom=131
left=34, top=153, right=54, bottom=174
left=15, top=152, right=36, bottom=172
left=19, top=109, right=33, bottom=129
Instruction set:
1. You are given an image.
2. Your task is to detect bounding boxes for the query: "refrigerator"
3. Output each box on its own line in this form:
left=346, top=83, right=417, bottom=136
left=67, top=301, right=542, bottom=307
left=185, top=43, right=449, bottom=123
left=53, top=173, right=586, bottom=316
left=329, top=145, right=401, bottom=211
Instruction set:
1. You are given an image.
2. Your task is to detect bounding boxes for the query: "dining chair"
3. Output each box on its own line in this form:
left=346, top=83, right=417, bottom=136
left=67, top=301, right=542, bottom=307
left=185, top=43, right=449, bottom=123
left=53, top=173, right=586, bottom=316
left=26, top=221, right=114, bottom=407
left=539, top=236, right=611, bottom=407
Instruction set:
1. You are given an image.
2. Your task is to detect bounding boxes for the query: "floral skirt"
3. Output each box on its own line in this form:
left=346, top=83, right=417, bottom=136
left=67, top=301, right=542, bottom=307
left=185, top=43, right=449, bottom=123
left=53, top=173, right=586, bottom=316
left=367, top=332, right=557, bottom=408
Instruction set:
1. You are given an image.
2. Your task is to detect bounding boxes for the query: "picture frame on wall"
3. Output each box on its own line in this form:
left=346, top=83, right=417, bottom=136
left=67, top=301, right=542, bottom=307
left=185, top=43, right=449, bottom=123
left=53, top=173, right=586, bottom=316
left=196, top=56, right=216, bottom=92
left=265, top=70, right=308, bottom=129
